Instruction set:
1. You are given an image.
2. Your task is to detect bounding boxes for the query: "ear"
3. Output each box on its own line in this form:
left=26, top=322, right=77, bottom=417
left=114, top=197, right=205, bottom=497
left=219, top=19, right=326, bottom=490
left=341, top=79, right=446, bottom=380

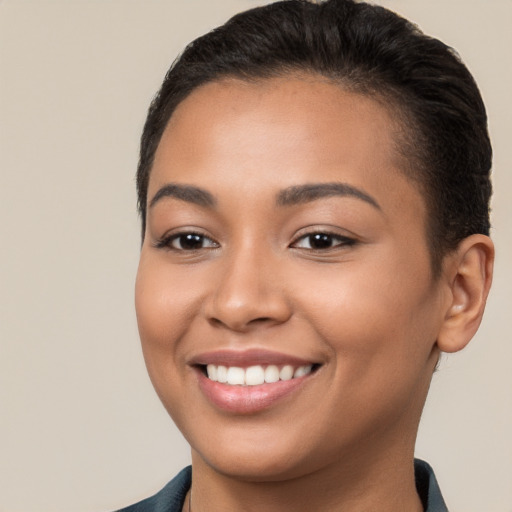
left=437, top=234, right=494, bottom=353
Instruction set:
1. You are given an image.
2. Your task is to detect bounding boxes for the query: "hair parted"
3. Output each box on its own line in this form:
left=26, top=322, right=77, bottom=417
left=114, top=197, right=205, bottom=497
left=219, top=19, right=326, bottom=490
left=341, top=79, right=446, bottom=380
left=137, top=0, right=492, bottom=273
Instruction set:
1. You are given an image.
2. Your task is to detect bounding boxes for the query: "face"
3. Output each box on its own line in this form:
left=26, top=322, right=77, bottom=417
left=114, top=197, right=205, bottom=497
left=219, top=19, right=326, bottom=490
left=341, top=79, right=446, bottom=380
left=135, top=75, right=448, bottom=481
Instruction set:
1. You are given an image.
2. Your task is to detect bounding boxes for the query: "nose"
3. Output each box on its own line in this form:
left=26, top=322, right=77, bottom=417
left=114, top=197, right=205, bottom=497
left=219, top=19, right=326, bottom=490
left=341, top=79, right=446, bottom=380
left=204, top=247, right=292, bottom=332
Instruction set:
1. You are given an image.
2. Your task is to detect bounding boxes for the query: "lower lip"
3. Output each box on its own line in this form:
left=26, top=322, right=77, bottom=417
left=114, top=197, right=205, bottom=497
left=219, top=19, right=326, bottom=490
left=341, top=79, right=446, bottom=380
left=196, top=369, right=313, bottom=414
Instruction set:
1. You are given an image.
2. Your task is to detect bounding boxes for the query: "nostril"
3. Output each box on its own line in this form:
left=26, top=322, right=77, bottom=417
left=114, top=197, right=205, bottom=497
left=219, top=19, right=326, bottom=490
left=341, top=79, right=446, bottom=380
left=249, top=317, right=273, bottom=324
left=208, top=316, right=276, bottom=330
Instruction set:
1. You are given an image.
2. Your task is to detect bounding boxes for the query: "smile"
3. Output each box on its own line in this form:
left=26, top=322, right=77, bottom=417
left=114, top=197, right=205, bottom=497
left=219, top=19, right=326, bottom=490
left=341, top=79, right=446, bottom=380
left=205, top=364, right=313, bottom=386
left=192, top=350, right=322, bottom=413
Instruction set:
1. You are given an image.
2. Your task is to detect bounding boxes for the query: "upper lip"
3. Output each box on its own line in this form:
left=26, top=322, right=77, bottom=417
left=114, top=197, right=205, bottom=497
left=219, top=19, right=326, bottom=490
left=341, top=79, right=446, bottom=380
left=189, top=348, right=320, bottom=368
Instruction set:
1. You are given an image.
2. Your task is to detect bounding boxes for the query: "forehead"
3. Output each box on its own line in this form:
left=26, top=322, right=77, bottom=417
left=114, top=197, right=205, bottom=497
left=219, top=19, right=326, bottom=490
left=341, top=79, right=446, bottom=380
left=164, top=75, right=400, bottom=164
left=150, top=75, right=425, bottom=228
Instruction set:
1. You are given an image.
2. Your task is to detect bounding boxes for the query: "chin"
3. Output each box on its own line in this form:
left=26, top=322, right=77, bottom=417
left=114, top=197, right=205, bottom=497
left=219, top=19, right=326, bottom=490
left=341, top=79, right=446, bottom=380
left=186, top=419, right=333, bottom=483
left=196, top=447, right=317, bottom=483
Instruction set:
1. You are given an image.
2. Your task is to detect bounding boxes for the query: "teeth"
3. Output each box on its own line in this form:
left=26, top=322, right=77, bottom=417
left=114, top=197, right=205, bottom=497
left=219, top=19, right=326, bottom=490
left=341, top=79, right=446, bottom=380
left=245, top=365, right=265, bottom=386
left=226, top=366, right=245, bottom=385
left=264, top=365, right=280, bottom=383
left=205, top=363, right=314, bottom=385
left=280, top=365, right=294, bottom=381
left=206, top=364, right=217, bottom=381
left=217, top=365, right=228, bottom=383
left=294, top=365, right=312, bottom=378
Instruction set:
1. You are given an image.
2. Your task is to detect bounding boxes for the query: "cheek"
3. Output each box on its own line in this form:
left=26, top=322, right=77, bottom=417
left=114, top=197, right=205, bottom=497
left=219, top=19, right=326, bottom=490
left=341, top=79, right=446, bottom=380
left=134, top=255, right=203, bottom=428
left=290, top=260, right=439, bottom=430
left=135, top=255, right=199, bottom=370
left=290, top=253, right=439, bottom=367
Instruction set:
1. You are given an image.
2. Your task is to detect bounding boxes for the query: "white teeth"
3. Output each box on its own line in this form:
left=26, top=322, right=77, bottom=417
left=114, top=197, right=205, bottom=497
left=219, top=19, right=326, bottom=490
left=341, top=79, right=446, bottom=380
left=293, top=365, right=312, bottom=378
left=279, top=365, right=294, bottom=381
left=245, top=365, right=265, bottom=386
left=205, top=363, right=315, bottom=385
left=226, top=367, right=245, bottom=385
left=264, top=365, right=280, bottom=383
left=217, top=365, right=228, bottom=383
left=206, top=364, right=217, bottom=381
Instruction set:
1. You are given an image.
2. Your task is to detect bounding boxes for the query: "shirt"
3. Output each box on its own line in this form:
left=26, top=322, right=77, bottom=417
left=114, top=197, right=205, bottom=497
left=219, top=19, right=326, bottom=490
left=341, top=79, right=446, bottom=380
left=115, top=459, right=448, bottom=512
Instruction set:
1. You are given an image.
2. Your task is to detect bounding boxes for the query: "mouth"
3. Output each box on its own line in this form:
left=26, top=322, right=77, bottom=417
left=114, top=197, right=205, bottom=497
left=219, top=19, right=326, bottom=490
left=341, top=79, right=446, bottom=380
left=191, top=349, right=322, bottom=414
left=200, top=363, right=319, bottom=386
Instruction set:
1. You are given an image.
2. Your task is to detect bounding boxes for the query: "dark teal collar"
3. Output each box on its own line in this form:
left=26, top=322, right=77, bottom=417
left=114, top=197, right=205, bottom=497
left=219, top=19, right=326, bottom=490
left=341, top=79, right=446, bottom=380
left=415, top=459, right=449, bottom=512
left=116, top=460, right=448, bottom=511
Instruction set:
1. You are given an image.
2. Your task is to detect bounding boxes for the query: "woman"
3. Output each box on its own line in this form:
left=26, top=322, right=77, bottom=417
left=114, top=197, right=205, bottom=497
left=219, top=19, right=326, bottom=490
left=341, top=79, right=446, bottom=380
left=119, top=0, right=494, bottom=510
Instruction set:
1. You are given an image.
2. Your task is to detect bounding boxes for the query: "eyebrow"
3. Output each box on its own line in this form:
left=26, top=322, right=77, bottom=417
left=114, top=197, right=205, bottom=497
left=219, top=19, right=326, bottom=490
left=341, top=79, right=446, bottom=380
left=276, top=182, right=381, bottom=210
left=149, top=181, right=380, bottom=211
left=149, top=183, right=216, bottom=209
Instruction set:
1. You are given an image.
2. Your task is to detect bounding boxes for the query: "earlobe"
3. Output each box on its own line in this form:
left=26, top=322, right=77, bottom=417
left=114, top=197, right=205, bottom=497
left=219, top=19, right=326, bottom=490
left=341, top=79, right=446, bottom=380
left=437, top=234, right=494, bottom=353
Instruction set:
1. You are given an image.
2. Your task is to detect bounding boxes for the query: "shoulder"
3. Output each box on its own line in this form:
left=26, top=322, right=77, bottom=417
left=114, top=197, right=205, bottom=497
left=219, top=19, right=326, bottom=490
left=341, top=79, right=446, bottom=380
left=414, top=459, right=449, bottom=512
left=114, top=466, right=191, bottom=512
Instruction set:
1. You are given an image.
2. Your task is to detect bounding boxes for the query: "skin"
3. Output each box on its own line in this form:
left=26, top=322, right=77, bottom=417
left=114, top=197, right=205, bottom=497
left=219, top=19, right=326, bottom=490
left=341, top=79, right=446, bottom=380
left=135, top=75, right=494, bottom=512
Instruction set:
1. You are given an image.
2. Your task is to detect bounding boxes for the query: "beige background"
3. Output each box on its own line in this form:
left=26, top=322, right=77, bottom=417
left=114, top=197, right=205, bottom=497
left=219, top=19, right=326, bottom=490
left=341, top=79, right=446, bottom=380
left=1, top=1, right=510, bottom=511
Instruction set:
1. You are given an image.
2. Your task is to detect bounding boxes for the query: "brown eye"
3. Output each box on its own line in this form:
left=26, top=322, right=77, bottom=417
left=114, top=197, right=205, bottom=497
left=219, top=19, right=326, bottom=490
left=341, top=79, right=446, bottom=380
left=292, top=232, right=355, bottom=250
left=308, top=233, right=335, bottom=249
left=157, top=232, right=219, bottom=251
left=173, top=234, right=205, bottom=250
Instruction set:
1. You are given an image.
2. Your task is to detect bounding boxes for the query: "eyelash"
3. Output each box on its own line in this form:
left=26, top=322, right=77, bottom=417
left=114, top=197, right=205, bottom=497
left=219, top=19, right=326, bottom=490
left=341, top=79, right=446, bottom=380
left=290, top=230, right=357, bottom=251
left=153, top=229, right=356, bottom=253
left=153, top=231, right=219, bottom=252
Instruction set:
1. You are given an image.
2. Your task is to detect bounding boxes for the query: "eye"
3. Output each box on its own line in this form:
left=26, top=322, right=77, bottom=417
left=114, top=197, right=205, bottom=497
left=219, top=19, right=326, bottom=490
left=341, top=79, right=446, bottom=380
left=291, top=232, right=356, bottom=251
left=155, top=232, right=219, bottom=251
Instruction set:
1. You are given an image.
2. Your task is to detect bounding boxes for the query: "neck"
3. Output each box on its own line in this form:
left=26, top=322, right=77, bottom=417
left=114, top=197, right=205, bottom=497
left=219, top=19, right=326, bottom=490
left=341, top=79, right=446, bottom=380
left=188, top=443, right=423, bottom=512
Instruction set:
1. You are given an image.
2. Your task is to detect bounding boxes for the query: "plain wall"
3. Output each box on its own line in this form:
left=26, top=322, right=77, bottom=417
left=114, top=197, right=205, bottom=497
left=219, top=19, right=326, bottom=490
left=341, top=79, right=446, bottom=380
left=1, top=1, right=510, bottom=511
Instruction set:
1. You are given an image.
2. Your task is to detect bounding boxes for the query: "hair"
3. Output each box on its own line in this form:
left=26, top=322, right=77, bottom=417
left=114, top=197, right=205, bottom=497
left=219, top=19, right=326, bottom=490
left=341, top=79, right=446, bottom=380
left=136, top=0, right=492, bottom=274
